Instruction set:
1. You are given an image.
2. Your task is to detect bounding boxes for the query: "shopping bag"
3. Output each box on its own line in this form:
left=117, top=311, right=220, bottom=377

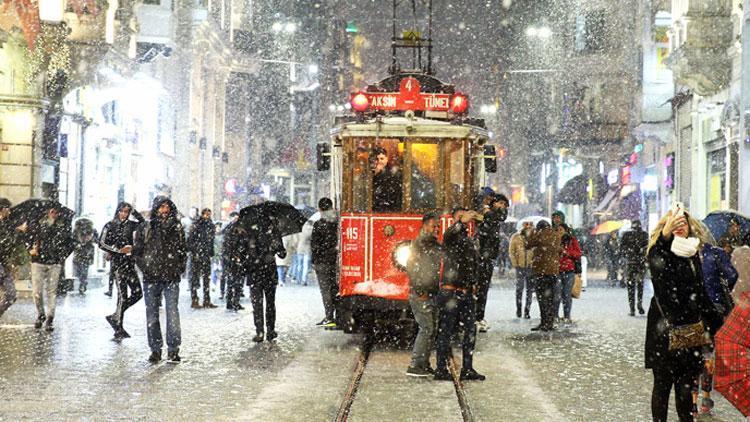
left=571, top=274, right=582, bottom=299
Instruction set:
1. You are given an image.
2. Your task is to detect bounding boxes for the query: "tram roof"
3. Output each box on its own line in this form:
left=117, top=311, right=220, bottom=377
left=330, top=115, right=489, bottom=141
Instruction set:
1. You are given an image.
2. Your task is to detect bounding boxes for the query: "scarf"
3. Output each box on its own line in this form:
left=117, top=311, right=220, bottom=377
left=671, top=236, right=700, bottom=258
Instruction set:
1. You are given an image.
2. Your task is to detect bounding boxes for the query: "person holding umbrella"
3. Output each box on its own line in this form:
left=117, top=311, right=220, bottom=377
left=645, top=206, right=723, bottom=421
left=29, top=206, right=75, bottom=331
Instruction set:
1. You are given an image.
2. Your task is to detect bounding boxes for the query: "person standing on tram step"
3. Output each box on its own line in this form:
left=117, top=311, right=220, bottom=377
left=311, top=197, right=340, bottom=328
left=133, top=196, right=187, bottom=363
left=475, top=193, right=509, bottom=333
left=435, top=207, right=486, bottom=381
left=405, top=212, right=443, bottom=377
left=510, top=221, right=535, bottom=319
left=29, top=207, right=75, bottom=331
left=0, top=198, right=28, bottom=319
left=99, top=202, right=144, bottom=339
left=247, top=213, right=286, bottom=342
left=188, top=208, right=218, bottom=309
left=372, top=147, right=403, bottom=212
left=526, top=219, right=563, bottom=332
left=620, top=219, right=649, bottom=316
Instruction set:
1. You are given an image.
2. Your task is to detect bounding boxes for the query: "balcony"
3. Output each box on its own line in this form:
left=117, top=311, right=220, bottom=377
left=669, top=0, right=732, bottom=95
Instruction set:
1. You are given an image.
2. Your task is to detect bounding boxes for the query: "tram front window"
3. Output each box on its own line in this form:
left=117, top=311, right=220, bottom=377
left=410, top=143, right=438, bottom=210
left=372, top=141, right=404, bottom=212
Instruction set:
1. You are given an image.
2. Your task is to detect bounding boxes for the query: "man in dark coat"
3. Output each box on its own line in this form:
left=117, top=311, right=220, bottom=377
left=246, top=210, right=286, bottom=342
left=475, top=193, right=509, bottom=333
left=645, top=211, right=723, bottom=422
left=99, top=202, right=144, bottom=339
left=311, top=197, right=339, bottom=327
left=187, top=208, right=217, bottom=309
left=72, top=219, right=97, bottom=294
left=620, top=220, right=649, bottom=315
left=0, top=198, right=28, bottom=318
left=222, top=213, right=248, bottom=311
left=29, top=207, right=75, bottom=331
left=434, top=207, right=485, bottom=381
left=405, top=212, right=442, bottom=377
left=133, top=196, right=187, bottom=363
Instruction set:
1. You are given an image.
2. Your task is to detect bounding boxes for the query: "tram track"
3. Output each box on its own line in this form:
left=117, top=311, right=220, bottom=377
left=335, top=334, right=474, bottom=422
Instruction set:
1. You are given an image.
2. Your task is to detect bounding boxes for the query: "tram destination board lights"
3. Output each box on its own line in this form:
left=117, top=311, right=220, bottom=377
left=450, top=93, right=469, bottom=114
left=351, top=92, right=370, bottom=112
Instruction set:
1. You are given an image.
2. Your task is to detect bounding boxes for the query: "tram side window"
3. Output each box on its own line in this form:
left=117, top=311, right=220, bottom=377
left=352, top=140, right=370, bottom=212
left=372, top=140, right=404, bottom=212
left=446, top=140, right=465, bottom=209
left=410, top=143, right=438, bottom=210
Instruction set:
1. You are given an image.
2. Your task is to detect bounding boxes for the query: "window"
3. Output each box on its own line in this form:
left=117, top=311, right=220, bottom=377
left=574, top=10, right=606, bottom=53
left=707, top=149, right=726, bottom=212
left=445, top=140, right=466, bottom=209
left=371, top=139, right=404, bottom=212
left=410, top=142, right=439, bottom=210
left=349, top=139, right=370, bottom=212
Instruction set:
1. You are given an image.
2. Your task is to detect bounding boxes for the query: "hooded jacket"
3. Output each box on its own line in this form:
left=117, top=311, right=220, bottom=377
left=99, top=202, right=143, bottom=271
left=245, top=214, right=285, bottom=285
left=700, top=243, right=738, bottom=311
left=133, top=197, right=187, bottom=282
left=406, top=228, right=443, bottom=296
left=187, top=216, right=216, bottom=257
left=526, top=227, right=562, bottom=277
left=311, top=211, right=339, bottom=266
left=477, top=208, right=506, bottom=260
left=221, top=221, right=250, bottom=275
left=620, top=228, right=649, bottom=265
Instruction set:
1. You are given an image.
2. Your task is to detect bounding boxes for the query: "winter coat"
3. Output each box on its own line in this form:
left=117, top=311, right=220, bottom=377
left=620, top=228, right=648, bottom=265
left=133, top=197, right=187, bottom=283
left=526, top=227, right=562, bottom=277
left=731, top=246, right=750, bottom=303
left=406, top=229, right=443, bottom=296
left=311, top=213, right=339, bottom=266
left=187, top=217, right=216, bottom=257
left=0, top=219, right=23, bottom=268
left=245, top=219, right=285, bottom=286
left=604, top=236, right=619, bottom=263
left=645, top=235, right=723, bottom=372
left=700, top=244, right=738, bottom=312
left=99, top=202, right=143, bottom=271
left=296, top=220, right=314, bottom=255
left=509, top=231, right=533, bottom=269
left=442, top=221, right=479, bottom=290
left=30, top=218, right=75, bottom=265
left=72, top=221, right=98, bottom=266
left=372, top=166, right=403, bottom=212
left=559, top=234, right=582, bottom=273
left=221, top=221, right=250, bottom=276
left=476, top=209, right=505, bottom=260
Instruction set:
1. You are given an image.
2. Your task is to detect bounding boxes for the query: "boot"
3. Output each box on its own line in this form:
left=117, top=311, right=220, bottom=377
left=34, top=314, right=46, bottom=329
left=44, top=316, right=54, bottom=332
left=191, top=297, right=201, bottom=309
left=638, top=304, right=645, bottom=315
left=252, top=332, right=264, bottom=342
left=203, top=299, right=218, bottom=309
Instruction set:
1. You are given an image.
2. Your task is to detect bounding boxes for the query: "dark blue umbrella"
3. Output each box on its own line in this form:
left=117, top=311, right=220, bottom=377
left=703, top=210, right=750, bottom=242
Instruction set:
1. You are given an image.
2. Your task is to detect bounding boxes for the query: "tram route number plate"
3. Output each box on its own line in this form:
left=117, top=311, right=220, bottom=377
left=355, top=77, right=453, bottom=112
left=341, top=217, right=367, bottom=282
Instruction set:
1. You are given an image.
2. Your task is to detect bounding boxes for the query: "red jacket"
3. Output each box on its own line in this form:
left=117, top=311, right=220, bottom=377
left=559, top=235, right=582, bottom=273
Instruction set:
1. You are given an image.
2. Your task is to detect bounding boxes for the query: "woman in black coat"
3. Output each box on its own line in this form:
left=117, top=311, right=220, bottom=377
left=645, top=210, right=723, bottom=422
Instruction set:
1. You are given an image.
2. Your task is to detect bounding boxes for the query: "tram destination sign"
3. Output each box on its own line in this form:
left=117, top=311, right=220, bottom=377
left=352, top=77, right=455, bottom=112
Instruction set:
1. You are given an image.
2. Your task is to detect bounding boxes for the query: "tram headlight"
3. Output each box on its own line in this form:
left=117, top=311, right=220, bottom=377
left=392, top=242, right=412, bottom=271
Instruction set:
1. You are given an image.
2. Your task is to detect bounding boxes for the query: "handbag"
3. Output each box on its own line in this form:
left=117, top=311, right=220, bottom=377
left=653, top=296, right=711, bottom=351
left=571, top=274, right=582, bottom=299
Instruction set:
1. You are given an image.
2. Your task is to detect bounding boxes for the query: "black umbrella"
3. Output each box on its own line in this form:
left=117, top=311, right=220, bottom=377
left=238, top=201, right=307, bottom=237
left=557, top=174, right=588, bottom=205
left=296, top=205, right=316, bottom=220
left=9, top=199, right=75, bottom=229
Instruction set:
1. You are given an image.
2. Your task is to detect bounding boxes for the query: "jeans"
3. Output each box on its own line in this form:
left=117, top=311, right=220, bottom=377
left=224, top=268, right=244, bottom=308
left=74, top=261, right=89, bottom=292
left=625, top=264, right=645, bottom=311
left=143, top=280, right=181, bottom=354
left=313, top=262, right=338, bottom=321
left=190, top=255, right=211, bottom=301
left=515, top=268, right=533, bottom=316
left=113, top=264, right=143, bottom=329
left=553, top=271, right=575, bottom=319
left=409, top=294, right=437, bottom=369
left=475, top=260, right=493, bottom=322
left=292, top=254, right=311, bottom=284
left=250, top=282, right=277, bottom=334
left=435, top=289, right=476, bottom=372
left=277, top=266, right=288, bottom=284
left=0, top=263, right=17, bottom=317
left=535, top=275, right=557, bottom=329
left=31, top=263, right=62, bottom=318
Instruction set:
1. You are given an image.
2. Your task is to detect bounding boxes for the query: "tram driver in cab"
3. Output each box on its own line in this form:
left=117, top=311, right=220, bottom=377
left=372, top=147, right=403, bottom=212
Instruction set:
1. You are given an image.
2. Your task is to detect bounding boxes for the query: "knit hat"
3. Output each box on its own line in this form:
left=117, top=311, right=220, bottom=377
left=551, top=210, right=566, bottom=223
